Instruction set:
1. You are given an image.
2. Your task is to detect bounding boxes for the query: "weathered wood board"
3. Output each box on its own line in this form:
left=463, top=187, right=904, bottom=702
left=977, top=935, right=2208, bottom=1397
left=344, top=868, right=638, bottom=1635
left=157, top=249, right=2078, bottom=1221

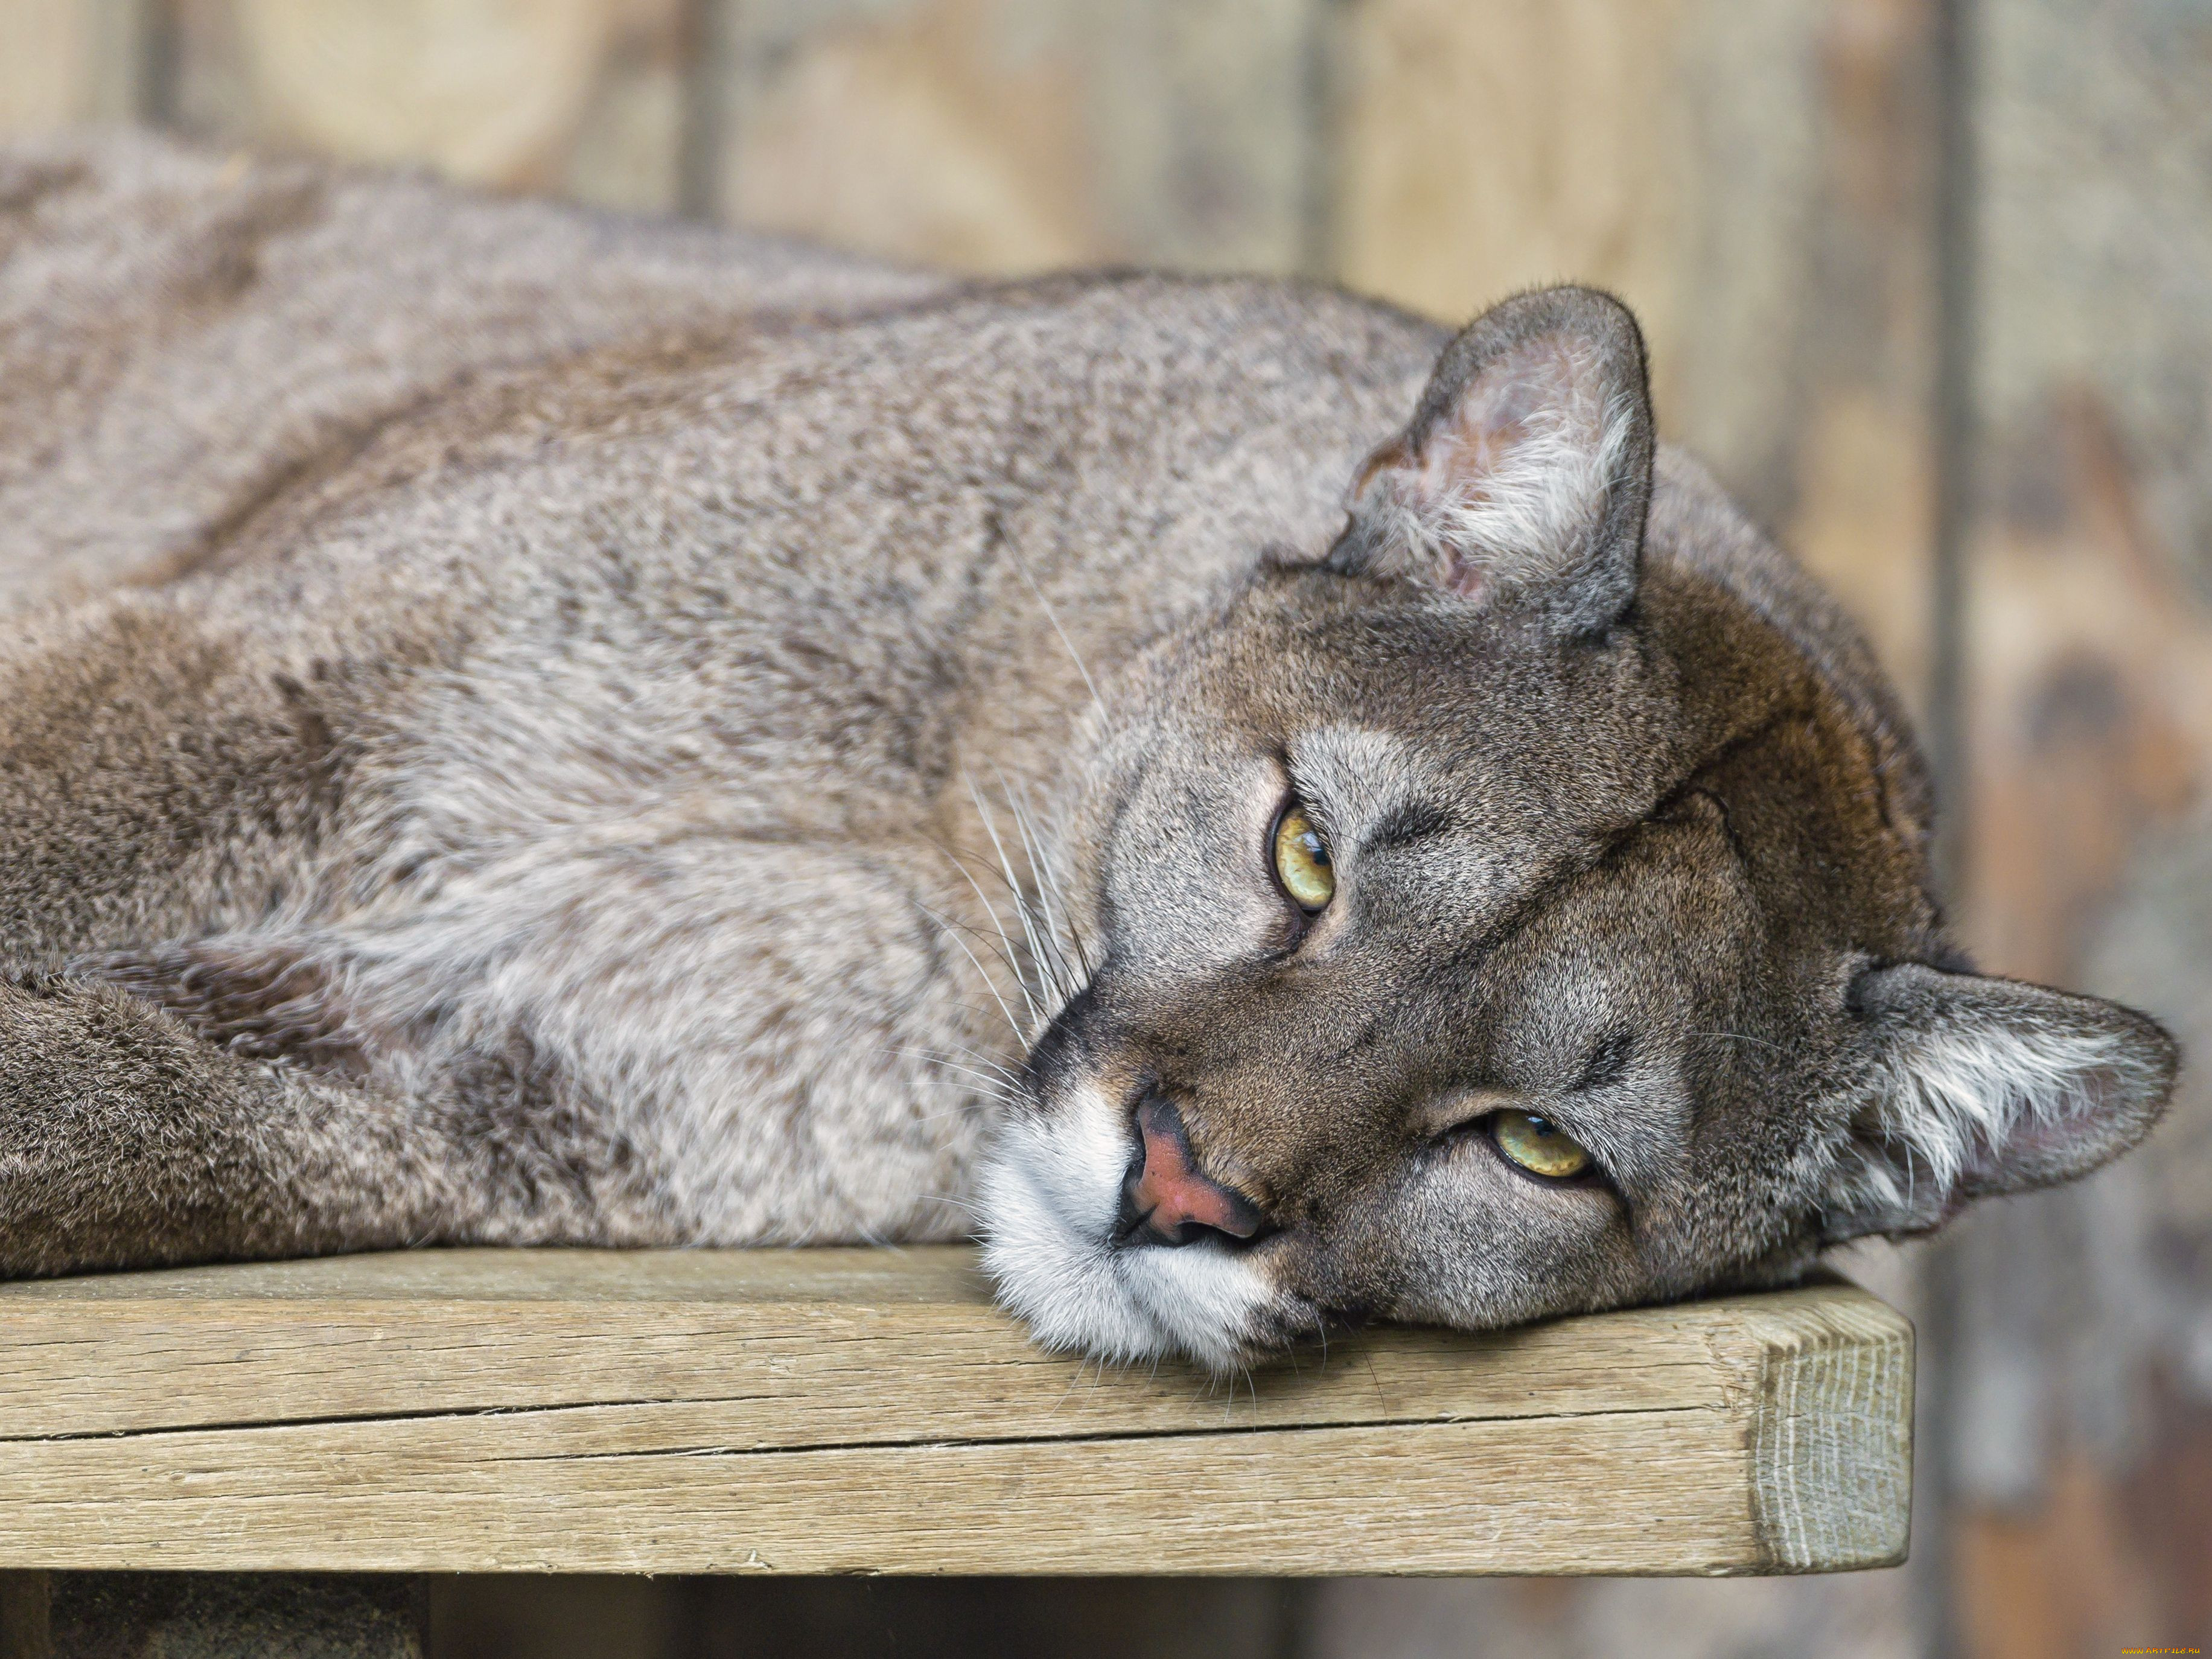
left=1328, top=0, right=1942, bottom=718
left=0, top=1249, right=1911, bottom=1577
left=161, top=0, right=692, bottom=210
left=699, top=0, right=1321, bottom=275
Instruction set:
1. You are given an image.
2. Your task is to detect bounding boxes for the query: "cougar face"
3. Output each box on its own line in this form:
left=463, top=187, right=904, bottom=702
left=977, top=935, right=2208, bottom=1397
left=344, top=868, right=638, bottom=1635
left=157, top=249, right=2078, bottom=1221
left=978, top=287, right=2176, bottom=1369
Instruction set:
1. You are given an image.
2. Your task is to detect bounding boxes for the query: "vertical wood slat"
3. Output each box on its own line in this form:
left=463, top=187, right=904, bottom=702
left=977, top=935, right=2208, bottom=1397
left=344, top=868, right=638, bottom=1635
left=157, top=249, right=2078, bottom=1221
left=135, top=0, right=1330, bottom=257
left=0, top=0, right=150, bottom=131
left=0, top=1571, right=54, bottom=1659
left=697, top=0, right=1321, bottom=276
left=1328, top=0, right=1942, bottom=719
left=158, top=0, right=689, bottom=210
left=1949, top=3, right=2212, bottom=1656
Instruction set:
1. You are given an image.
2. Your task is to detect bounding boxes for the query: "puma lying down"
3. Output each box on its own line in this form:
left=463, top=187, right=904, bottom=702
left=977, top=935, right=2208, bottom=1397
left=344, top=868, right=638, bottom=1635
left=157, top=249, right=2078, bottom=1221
left=0, top=136, right=2178, bottom=1371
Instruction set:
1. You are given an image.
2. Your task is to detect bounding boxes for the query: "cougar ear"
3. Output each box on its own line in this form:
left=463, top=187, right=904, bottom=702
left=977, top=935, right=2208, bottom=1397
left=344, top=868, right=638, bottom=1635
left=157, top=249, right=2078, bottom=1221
left=1331, top=285, right=1655, bottom=633
left=1817, top=963, right=2178, bottom=1243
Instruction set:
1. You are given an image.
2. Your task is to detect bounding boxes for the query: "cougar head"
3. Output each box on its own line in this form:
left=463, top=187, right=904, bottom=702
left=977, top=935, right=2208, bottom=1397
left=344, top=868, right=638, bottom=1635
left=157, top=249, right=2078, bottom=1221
left=977, top=285, right=2177, bottom=1370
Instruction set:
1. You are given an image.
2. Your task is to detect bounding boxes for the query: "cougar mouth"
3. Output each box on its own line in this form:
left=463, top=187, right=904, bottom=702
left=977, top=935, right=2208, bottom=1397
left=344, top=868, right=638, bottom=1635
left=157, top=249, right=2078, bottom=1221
left=975, top=1077, right=1290, bottom=1371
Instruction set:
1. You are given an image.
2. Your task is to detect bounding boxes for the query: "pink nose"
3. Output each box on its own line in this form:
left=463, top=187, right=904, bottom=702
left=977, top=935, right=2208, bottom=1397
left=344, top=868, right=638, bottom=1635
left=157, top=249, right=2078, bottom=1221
left=1118, top=1097, right=1264, bottom=1246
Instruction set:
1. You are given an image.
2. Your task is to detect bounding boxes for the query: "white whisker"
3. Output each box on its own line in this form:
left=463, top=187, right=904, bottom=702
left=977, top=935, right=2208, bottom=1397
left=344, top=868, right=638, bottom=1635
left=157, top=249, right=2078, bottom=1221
left=994, top=765, right=1084, bottom=1010
left=1691, top=1029, right=1790, bottom=1058
left=925, top=835, right=1046, bottom=1026
left=910, top=901, right=1025, bottom=1042
left=964, top=771, right=1060, bottom=1032
left=1004, top=544, right=1104, bottom=716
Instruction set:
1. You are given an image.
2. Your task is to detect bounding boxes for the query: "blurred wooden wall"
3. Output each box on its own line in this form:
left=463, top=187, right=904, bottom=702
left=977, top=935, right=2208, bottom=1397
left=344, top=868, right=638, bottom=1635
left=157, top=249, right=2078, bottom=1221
left=4, top=2, right=2207, bottom=1655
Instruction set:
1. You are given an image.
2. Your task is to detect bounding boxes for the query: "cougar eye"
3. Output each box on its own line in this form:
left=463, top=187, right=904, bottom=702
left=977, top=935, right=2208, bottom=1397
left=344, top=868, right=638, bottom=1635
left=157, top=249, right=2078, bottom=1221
left=1492, top=1110, right=1593, bottom=1180
left=1270, top=803, right=1335, bottom=911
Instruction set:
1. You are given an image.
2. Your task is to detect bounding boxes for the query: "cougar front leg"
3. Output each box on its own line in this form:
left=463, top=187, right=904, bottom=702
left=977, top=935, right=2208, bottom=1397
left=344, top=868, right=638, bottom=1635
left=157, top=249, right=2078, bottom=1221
left=0, top=972, right=661, bottom=1276
left=0, top=594, right=345, bottom=971
left=0, top=976, right=442, bottom=1274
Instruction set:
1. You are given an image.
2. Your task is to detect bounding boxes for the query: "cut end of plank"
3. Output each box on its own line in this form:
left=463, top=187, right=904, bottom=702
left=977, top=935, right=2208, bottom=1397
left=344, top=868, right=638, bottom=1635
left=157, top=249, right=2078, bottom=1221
left=0, top=1249, right=1913, bottom=1577
left=1739, top=1291, right=1916, bottom=1571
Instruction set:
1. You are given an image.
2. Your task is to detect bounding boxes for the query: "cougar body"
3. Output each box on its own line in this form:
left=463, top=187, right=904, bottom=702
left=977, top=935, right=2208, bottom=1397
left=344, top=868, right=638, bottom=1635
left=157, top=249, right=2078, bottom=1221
left=0, top=135, right=2175, bottom=1367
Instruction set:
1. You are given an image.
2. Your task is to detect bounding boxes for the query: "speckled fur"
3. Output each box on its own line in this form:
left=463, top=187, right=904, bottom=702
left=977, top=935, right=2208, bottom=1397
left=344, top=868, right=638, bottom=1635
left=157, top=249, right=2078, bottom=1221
left=0, top=136, right=2176, bottom=1365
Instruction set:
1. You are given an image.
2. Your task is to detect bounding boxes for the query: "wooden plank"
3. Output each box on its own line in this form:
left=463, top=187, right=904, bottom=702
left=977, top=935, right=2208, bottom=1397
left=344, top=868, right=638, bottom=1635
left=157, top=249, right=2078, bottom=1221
left=699, top=0, right=1319, bottom=275
left=161, top=0, right=689, bottom=209
left=0, top=1250, right=1912, bottom=1576
left=1328, top=0, right=1941, bottom=716
left=2, top=1415, right=1754, bottom=1578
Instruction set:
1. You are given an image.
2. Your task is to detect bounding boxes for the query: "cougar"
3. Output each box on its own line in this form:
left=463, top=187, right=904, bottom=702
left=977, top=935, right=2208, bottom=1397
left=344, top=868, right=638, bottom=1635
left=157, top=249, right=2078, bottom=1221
left=0, top=135, right=2177, bottom=1368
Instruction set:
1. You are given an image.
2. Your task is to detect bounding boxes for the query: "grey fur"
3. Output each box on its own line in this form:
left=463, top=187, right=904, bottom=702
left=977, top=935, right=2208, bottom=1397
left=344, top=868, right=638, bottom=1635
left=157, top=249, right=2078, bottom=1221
left=0, top=135, right=2177, bottom=1366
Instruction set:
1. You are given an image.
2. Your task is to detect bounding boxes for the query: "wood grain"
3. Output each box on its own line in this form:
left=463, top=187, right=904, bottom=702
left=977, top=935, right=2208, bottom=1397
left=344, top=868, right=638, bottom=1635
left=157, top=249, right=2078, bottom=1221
left=1328, top=0, right=1940, bottom=714
left=163, top=0, right=689, bottom=208
left=0, top=0, right=148, bottom=131
left=699, top=0, right=1319, bottom=275
left=0, top=1249, right=1911, bottom=1576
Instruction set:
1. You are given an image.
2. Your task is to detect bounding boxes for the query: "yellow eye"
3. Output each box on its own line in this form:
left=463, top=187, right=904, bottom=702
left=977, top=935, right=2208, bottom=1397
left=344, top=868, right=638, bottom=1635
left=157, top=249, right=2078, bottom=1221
left=1492, top=1110, right=1593, bottom=1180
left=1272, top=804, right=1336, bottom=911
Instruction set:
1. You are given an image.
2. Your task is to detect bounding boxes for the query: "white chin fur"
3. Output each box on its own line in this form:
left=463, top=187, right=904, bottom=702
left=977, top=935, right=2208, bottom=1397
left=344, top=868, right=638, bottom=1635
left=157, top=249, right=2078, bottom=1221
left=977, top=1082, right=1278, bottom=1372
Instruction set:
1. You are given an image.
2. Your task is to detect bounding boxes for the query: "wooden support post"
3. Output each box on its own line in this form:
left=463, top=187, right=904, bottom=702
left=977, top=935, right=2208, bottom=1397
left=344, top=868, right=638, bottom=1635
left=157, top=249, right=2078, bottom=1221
left=0, top=1573, right=424, bottom=1659
left=0, top=1571, right=53, bottom=1659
